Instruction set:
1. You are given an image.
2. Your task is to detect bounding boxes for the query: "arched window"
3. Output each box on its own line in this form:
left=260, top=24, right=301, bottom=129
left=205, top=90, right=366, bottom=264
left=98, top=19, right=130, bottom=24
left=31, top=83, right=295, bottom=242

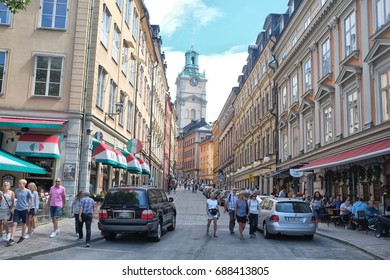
left=190, top=109, right=196, bottom=120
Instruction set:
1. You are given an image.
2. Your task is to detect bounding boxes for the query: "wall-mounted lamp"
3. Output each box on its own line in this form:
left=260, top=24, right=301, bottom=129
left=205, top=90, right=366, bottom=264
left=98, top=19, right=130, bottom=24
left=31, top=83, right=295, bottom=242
left=268, top=54, right=278, bottom=70
left=105, top=102, right=125, bottom=121
left=86, top=128, right=93, bottom=135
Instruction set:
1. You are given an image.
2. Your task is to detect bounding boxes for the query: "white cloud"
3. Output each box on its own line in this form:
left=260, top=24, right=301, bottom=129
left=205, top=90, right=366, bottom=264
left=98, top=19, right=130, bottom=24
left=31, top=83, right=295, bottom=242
left=144, top=0, right=222, bottom=37
left=164, top=49, right=248, bottom=122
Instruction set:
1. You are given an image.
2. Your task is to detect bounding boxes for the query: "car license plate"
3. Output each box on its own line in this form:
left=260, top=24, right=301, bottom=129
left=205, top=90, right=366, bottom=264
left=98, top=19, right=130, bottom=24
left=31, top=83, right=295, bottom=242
left=116, top=211, right=134, bottom=219
left=287, top=217, right=303, bottom=222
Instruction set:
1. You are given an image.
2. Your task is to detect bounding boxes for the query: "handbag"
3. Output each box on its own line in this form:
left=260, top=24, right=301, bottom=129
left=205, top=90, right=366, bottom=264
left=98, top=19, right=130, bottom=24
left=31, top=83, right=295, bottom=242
left=208, top=208, right=218, bottom=215
left=2, top=193, right=13, bottom=221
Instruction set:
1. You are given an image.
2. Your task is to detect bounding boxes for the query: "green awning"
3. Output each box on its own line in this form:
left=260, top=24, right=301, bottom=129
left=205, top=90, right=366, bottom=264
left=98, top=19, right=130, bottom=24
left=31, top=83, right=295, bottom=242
left=0, top=117, right=65, bottom=129
left=0, top=149, right=46, bottom=174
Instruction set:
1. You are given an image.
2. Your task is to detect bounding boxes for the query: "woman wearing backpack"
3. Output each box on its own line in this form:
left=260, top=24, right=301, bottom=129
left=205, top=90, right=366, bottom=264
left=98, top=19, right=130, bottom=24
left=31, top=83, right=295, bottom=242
left=206, top=191, right=219, bottom=237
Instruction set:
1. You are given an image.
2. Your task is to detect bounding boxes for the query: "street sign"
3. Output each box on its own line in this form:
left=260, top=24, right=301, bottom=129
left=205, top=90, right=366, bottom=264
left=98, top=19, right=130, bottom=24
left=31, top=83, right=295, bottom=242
left=127, top=138, right=142, bottom=154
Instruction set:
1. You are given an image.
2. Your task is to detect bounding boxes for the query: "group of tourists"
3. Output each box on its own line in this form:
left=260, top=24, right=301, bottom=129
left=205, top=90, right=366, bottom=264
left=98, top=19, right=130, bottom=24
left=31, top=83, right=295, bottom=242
left=206, top=187, right=259, bottom=240
left=0, top=178, right=95, bottom=248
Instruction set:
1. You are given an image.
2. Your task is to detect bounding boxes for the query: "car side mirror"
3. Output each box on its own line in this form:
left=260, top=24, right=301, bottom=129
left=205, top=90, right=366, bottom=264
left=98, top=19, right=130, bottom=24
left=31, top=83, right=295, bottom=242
left=169, top=197, right=174, bottom=202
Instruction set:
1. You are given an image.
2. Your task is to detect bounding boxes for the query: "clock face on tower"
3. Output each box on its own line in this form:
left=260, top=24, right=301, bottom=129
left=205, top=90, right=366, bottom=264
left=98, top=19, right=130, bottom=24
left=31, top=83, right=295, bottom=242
left=189, top=76, right=198, bottom=87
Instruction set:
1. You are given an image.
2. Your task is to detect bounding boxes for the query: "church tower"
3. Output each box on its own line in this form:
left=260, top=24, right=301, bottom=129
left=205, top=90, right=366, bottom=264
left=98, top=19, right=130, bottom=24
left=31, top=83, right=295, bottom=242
left=174, top=45, right=207, bottom=134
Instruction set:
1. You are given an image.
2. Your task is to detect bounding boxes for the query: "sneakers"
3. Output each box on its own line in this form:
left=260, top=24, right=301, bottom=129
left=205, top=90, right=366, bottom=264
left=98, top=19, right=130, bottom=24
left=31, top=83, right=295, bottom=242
left=56, top=228, right=61, bottom=234
left=17, top=237, right=25, bottom=243
left=24, top=234, right=31, bottom=239
left=50, top=231, right=57, bottom=238
left=6, top=233, right=11, bottom=241
left=368, top=225, right=376, bottom=230
left=6, top=239, right=14, bottom=246
left=86, top=243, right=90, bottom=247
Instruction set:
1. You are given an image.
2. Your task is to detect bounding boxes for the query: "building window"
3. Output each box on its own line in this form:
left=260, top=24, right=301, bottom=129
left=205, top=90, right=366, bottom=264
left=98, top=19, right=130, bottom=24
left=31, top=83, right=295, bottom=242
left=112, top=25, right=120, bottom=63
left=321, top=38, right=331, bottom=77
left=126, top=100, right=133, bottom=132
left=344, top=11, right=356, bottom=57
left=281, top=86, right=287, bottom=112
left=125, top=0, right=131, bottom=26
left=292, top=125, right=299, bottom=158
left=116, top=0, right=122, bottom=11
left=376, top=0, right=390, bottom=30
left=101, top=5, right=111, bottom=48
left=291, top=74, right=298, bottom=103
left=96, top=66, right=106, bottom=109
left=118, top=92, right=125, bottom=125
left=108, top=80, right=117, bottom=115
left=323, top=105, right=333, bottom=144
left=132, top=8, right=138, bottom=39
left=0, top=3, right=11, bottom=25
left=304, top=58, right=311, bottom=92
left=121, top=46, right=128, bottom=74
left=129, top=60, right=135, bottom=85
left=40, top=0, right=68, bottom=30
left=347, top=90, right=359, bottom=134
left=0, top=51, right=7, bottom=96
left=380, top=69, right=390, bottom=122
left=282, top=133, right=288, bottom=161
left=305, top=118, right=313, bottom=152
left=33, top=55, right=63, bottom=97
left=304, top=16, right=311, bottom=30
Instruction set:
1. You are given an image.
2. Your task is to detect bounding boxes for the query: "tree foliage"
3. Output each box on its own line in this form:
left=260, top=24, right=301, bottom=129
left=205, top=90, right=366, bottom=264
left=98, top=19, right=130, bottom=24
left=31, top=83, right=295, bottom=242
left=1, top=0, right=31, bottom=14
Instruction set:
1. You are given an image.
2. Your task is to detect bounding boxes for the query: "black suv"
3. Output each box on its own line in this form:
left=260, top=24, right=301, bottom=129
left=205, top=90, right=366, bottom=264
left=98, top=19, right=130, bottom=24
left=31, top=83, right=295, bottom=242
left=98, top=186, right=176, bottom=242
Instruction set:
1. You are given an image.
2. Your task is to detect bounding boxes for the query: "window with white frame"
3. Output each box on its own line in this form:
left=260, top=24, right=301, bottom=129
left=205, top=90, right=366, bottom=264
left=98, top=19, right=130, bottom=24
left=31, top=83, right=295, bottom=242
left=125, top=0, right=131, bottom=26
left=129, top=60, right=135, bottom=85
left=40, top=0, right=68, bottom=29
left=126, top=100, right=133, bottom=132
left=376, top=0, right=390, bottom=30
left=291, top=74, right=298, bottom=103
left=304, top=58, right=312, bottom=91
left=33, top=55, right=63, bottom=97
left=281, top=85, right=287, bottom=112
left=116, top=0, right=122, bottom=11
left=112, top=25, right=120, bottom=63
left=292, top=124, right=299, bottom=158
left=0, top=3, right=11, bottom=25
left=344, top=11, right=357, bottom=57
left=323, top=105, right=333, bottom=144
left=347, top=90, right=359, bottom=134
left=132, top=8, right=138, bottom=39
left=121, top=46, right=128, bottom=74
left=101, top=5, right=111, bottom=48
left=0, top=51, right=7, bottom=95
left=321, top=38, right=331, bottom=77
left=96, top=66, right=106, bottom=109
left=108, top=79, right=117, bottom=115
left=380, top=69, right=390, bottom=122
left=282, top=132, right=288, bottom=161
left=305, top=117, right=313, bottom=152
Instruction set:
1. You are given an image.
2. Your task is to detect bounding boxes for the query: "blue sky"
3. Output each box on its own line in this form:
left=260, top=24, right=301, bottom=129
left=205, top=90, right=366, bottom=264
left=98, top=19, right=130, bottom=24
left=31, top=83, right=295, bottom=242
left=144, top=0, right=288, bottom=122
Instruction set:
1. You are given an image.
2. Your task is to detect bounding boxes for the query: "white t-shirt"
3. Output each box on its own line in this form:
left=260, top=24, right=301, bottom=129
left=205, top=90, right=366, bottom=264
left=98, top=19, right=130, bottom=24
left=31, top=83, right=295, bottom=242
left=207, top=199, right=218, bottom=211
left=248, top=199, right=259, bottom=214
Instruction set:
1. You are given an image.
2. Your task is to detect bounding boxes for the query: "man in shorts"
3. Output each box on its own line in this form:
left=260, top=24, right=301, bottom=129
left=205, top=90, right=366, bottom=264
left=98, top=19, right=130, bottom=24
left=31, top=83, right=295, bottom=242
left=6, top=179, right=32, bottom=246
left=47, top=178, right=66, bottom=238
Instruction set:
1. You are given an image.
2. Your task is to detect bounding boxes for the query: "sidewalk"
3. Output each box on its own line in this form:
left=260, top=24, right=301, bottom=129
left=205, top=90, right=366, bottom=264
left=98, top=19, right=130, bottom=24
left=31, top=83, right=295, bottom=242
left=0, top=190, right=389, bottom=260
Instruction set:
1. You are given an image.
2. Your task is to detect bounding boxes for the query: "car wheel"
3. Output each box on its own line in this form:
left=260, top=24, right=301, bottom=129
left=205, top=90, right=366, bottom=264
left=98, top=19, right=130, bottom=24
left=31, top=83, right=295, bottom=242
left=263, top=223, right=272, bottom=239
left=104, top=233, right=117, bottom=241
left=151, top=221, right=162, bottom=242
left=167, top=215, right=176, bottom=231
left=304, top=234, right=314, bottom=240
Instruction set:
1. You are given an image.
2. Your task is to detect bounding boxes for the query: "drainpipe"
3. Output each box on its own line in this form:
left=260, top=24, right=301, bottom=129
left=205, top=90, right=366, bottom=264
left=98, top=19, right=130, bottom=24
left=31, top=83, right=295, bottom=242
left=78, top=0, right=95, bottom=192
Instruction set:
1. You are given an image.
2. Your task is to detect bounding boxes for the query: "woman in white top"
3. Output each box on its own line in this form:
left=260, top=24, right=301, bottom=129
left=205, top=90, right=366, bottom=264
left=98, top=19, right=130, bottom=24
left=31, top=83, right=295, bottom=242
left=206, top=192, right=220, bottom=237
left=248, top=193, right=259, bottom=238
left=0, top=181, right=15, bottom=242
left=25, top=182, right=40, bottom=239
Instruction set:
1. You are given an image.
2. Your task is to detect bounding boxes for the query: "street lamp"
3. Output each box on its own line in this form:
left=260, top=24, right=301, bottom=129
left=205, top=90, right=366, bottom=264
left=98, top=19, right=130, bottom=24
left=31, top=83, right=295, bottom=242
left=105, top=101, right=125, bottom=121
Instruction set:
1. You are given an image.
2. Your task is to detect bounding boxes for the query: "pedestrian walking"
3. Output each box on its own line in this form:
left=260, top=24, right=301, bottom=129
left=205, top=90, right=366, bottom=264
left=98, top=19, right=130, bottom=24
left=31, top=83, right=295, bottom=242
left=6, top=179, right=32, bottom=246
left=248, top=193, right=259, bottom=238
left=78, top=191, right=95, bottom=247
left=206, top=192, right=219, bottom=237
left=47, top=178, right=66, bottom=238
left=25, top=182, right=39, bottom=239
left=0, top=181, right=14, bottom=242
left=71, top=190, right=84, bottom=238
left=225, top=188, right=238, bottom=234
left=234, top=191, right=249, bottom=240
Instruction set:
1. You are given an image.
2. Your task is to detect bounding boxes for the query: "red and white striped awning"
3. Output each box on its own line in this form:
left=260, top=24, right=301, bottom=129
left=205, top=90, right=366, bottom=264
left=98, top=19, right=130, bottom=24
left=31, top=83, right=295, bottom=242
left=16, top=134, right=61, bottom=158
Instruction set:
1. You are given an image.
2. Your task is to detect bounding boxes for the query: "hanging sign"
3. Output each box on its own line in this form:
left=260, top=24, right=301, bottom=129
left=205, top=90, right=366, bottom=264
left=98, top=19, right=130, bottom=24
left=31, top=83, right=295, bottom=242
left=127, top=138, right=142, bottom=154
left=94, top=131, right=104, bottom=140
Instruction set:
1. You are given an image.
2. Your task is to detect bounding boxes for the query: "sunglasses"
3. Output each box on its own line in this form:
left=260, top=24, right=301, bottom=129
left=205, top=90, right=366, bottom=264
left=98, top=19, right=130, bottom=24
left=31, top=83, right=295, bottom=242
left=56, top=181, right=61, bottom=183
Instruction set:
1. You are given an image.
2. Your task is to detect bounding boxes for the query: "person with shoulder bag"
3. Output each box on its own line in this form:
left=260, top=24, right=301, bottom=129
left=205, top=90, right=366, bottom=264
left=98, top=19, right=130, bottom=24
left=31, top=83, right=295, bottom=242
left=206, top=192, right=220, bottom=237
left=0, top=181, right=15, bottom=242
left=235, top=191, right=249, bottom=240
left=248, top=193, right=259, bottom=238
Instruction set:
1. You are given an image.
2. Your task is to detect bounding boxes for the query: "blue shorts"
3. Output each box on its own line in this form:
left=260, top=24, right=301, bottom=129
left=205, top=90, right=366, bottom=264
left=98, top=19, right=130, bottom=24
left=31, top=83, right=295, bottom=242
left=50, top=206, right=61, bottom=218
left=13, top=209, right=28, bottom=224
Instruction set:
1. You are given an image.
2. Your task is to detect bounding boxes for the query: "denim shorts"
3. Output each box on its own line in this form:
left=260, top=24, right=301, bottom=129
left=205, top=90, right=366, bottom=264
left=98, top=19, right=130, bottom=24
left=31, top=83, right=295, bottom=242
left=13, top=209, right=28, bottom=224
left=50, top=206, right=61, bottom=218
